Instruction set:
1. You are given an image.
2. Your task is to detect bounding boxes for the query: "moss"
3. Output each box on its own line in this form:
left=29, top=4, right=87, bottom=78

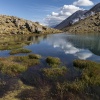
left=9, top=48, right=31, bottom=55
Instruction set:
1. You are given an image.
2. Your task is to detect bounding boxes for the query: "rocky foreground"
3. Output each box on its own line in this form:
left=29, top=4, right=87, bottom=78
left=64, top=12, right=100, bottom=33
left=0, top=15, right=61, bottom=35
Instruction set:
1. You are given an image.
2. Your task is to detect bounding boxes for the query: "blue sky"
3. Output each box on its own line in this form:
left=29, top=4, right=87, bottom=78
left=0, top=0, right=99, bottom=26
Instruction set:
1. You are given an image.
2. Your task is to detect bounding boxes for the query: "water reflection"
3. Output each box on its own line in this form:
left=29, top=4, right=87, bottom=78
left=0, top=33, right=100, bottom=64
left=45, top=33, right=100, bottom=61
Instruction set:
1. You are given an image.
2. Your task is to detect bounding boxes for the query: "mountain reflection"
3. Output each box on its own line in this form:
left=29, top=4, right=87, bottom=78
left=46, top=33, right=100, bottom=59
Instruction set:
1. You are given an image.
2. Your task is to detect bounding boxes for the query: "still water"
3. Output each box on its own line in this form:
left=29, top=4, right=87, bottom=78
left=0, top=33, right=100, bottom=66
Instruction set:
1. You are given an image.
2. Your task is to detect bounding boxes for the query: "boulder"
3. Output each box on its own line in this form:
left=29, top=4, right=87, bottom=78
left=35, top=27, right=42, bottom=33
left=25, top=21, right=35, bottom=33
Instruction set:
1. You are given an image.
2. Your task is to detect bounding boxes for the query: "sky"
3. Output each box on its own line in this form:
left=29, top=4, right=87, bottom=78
left=0, top=0, right=99, bottom=26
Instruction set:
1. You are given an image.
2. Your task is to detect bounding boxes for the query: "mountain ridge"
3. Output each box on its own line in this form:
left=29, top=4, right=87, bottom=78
left=64, top=12, right=100, bottom=33
left=55, top=3, right=100, bottom=33
left=55, top=10, right=87, bottom=29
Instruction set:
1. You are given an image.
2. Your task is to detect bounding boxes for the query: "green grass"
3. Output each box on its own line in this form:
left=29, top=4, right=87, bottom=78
left=0, top=54, right=41, bottom=76
left=42, top=66, right=67, bottom=81
left=9, top=48, right=31, bottom=55
left=0, top=61, right=27, bottom=76
left=28, top=54, right=41, bottom=59
left=46, top=57, right=61, bottom=65
left=73, top=59, right=98, bottom=69
left=73, top=60, right=100, bottom=85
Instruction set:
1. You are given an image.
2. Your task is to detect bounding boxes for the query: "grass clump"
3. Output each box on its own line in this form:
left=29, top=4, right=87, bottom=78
left=28, top=54, right=41, bottom=59
left=9, top=48, right=31, bottom=55
left=14, top=56, right=40, bottom=67
left=46, top=56, right=61, bottom=66
left=0, top=61, right=26, bottom=76
left=73, top=60, right=100, bottom=85
left=42, top=66, right=67, bottom=81
left=73, top=59, right=98, bottom=69
left=43, top=56, right=67, bottom=81
left=0, top=54, right=41, bottom=76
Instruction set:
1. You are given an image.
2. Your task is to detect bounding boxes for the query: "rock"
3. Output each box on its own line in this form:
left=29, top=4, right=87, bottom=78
left=35, top=27, right=42, bottom=33
left=13, top=19, right=21, bottom=27
left=25, top=21, right=35, bottom=33
left=20, top=25, right=26, bottom=30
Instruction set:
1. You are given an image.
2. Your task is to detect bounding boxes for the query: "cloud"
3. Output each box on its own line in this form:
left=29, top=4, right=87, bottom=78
left=45, top=5, right=83, bottom=26
left=73, top=0, right=94, bottom=6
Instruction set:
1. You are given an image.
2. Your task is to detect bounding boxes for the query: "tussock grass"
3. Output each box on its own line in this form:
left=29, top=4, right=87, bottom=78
left=9, top=48, right=31, bottom=55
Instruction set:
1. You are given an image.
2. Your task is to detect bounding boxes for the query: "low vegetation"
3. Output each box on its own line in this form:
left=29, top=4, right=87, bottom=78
left=0, top=56, right=100, bottom=100
left=9, top=48, right=31, bottom=55
left=0, top=54, right=41, bottom=76
left=46, top=56, right=61, bottom=67
left=28, top=54, right=41, bottom=59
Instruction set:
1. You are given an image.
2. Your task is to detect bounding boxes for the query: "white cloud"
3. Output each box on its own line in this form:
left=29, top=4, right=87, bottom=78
left=45, top=5, right=83, bottom=26
left=73, top=0, right=94, bottom=6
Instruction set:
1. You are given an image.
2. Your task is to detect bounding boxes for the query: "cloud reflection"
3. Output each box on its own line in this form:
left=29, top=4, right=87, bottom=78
left=47, top=36, right=93, bottom=60
left=75, top=50, right=92, bottom=60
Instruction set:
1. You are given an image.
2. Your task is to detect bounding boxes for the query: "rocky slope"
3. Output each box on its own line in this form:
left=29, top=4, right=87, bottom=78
left=85, top=3, right=100, bottom=16
left=64, top=12, right=100, bottom=33
left=55, top=10, right=87, bottom=30
left=55, top=3, right=100, bottom=33
left=0, top=15, right=60, bottom=35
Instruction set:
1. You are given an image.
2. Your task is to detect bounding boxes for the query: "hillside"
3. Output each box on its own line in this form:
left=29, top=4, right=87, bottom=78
left=55, top=10, right=87, bottom=29
left=63, top=12, right=100, bottom=33
left=0, top=15, right=60, bottom=35
left=85, top=3, right=100, bottom=16
left=55, top=3, right=100, bottom=33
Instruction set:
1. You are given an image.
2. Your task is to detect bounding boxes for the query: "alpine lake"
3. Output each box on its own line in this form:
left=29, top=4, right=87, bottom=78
left=0, top=33, right=100, bottom=100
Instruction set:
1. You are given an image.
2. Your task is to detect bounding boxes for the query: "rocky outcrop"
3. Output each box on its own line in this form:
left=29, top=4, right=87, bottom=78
left=0, top=15, right=61, bottom=35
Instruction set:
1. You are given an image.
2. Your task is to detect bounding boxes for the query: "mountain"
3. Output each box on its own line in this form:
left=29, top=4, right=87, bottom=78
left=85, top=3, right=100, bottom=16
left=0, top=15, right=60, bottom=35
left=64, top=12, right=100, bottom=33
left=55, top=10, right=87, bottom=30
left=55, top=3, right=100, bottom=33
